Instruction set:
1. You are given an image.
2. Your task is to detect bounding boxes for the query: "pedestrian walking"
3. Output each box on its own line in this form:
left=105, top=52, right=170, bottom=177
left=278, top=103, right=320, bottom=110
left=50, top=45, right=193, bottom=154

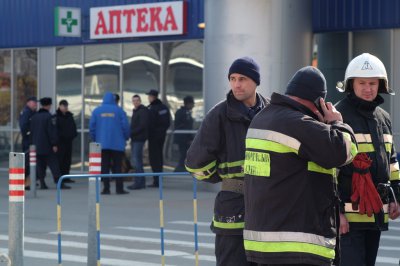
left=335, top=53, right=400, bottom=266
left=147, top=89, right=170, bottom=187
left=128, top=94, right=150, bottom=190
left=31, top=97, right=71, bottom=189
left=243, top=66, right=358, bottom=266
left=185, top=57, right=268, bottom=266
left=173, top=95, right=195, bottom=172
left=89, top=91, right=130, bottom=195
left=56, top=99, right=78, bottom=183
left=19, top=96, right=37, bottom=190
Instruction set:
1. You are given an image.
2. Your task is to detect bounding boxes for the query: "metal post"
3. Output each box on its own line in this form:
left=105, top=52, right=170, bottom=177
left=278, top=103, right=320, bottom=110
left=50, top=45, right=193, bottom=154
left=8, top=152, right=25, bottom=266
left=88, top=143, right=102, bottom=266
left=193, top=177, right=199, bottom=266
left=29, top=145, right=37, bottom=197
left=159, top=175, right=165, bottom=266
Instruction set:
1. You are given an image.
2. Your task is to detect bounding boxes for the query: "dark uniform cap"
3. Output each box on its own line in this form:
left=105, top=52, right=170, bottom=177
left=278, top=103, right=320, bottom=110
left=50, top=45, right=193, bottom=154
left=59, top=99, right=69, bottom=106
left=285, top=66, right=327, bottom=102
left=26, top=96, right=37, bottom=102
left=146, top=89, right=159, bottom=97
left=39, top=97, right=52, bottom=106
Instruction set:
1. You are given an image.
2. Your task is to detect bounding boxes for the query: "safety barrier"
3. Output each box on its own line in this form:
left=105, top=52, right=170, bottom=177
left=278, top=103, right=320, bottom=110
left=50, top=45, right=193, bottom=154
left=56, top=172, right=198, bottom=266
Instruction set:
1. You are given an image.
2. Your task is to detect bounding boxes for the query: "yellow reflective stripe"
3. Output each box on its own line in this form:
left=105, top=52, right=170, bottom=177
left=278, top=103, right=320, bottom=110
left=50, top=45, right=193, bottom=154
left=345, top=203, right=389, bottom=213
left=345, top=213, right=389, bottom=223
left=307, top=162, right=336, bottom=176
left=383, top=134, right=393, bottom=144
left=189, top=169, right=217, bottom=180
left=355, top=133, right=372, bottom=143
left=385, top=143, right=392, bottom=153
left=246, top=138, right=298, bottom=154
left=219, top=172, right=244, bottom=179
left=244, top=151, right=271, bottom=177
left=390, top=170, right=400, bottom=181
left=213, top=218, right=244, bottom=229
left=342, top=132, right=358, bottom=163
left=244, top=240, right=335, bottom=260
left=390, top=162, right=400, bottom=172
left=185, top=160, right=216, bottom=172
left=247, top=128, right=301, bottom=151
left=218, top=160, right=244, bottom=169
left=358, top=143, right=374, bottom=153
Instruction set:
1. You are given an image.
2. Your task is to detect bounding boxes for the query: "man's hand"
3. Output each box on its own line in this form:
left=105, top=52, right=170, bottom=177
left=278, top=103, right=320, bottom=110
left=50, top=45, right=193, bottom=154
left=53, top=146, right=58, bottom=153
left=319, top=98, right=343, bottom=123
left=339, top=213, right=349, bottom=235
left=389, top=202, right=400, bottom=220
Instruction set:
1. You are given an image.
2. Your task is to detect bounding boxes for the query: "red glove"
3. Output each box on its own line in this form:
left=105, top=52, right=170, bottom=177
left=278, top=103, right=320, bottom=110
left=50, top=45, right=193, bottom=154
left=350, top=153, right=383, bottom=217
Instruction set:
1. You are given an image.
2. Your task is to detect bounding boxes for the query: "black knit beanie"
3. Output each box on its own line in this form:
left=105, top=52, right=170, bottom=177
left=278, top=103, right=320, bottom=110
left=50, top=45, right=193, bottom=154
left=285, top=66, right=327, bottom=102
left=228, top=57, right=260, bottom=85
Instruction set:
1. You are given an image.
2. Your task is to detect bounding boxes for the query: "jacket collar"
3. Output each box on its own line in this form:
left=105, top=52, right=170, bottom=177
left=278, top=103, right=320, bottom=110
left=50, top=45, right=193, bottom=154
left=226, top=90, right=266, bottom=121
left=346, top=91, right=384, bottom=112
left=270, top=92, right=319, bottom=120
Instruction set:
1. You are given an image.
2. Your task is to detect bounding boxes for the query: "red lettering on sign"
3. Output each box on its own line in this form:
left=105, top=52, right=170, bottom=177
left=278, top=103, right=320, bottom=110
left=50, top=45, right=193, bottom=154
left=164, top=6, right=178, bottom=31
left=95, top=11, right=108, bottom=35
left=149, top=7, right=163, bottom=32
left=136, top=8, right=148, bottom=32
left=123, top=9, right=136, bottom=33
left=109, top=10, right=122, bottom=34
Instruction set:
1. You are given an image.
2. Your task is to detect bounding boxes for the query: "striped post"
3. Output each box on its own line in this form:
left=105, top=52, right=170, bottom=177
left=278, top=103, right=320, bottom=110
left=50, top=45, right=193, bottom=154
left=159, top=175, right=165, bottom=266
left=8, top=152, right=25, bottom=266
left=193, top=177, right=199, bottom=266
left=29, top=145, right=37, bottom=197
left=88, top=143, right=102, bottom=266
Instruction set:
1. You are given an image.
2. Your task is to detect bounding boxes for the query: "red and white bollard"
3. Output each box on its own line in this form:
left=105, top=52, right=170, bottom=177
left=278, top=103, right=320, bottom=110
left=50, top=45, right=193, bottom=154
left=29, top=145, right=37, bottom=197
left=9, top=152, right=25, bottom=266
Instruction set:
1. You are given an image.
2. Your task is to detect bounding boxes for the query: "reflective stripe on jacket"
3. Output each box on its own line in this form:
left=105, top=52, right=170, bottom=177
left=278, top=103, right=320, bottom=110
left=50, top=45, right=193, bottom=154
left=244, top=93, right=357, bottom=265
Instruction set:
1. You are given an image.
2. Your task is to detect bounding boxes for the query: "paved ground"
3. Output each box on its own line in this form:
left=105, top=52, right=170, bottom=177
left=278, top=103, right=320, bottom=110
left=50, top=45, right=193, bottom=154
left=0, top=170, right=398, bottom=265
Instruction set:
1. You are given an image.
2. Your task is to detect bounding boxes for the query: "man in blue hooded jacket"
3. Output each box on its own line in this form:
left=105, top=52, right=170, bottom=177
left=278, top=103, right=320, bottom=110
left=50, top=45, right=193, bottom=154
left=89, top=92, right=130, bottom=195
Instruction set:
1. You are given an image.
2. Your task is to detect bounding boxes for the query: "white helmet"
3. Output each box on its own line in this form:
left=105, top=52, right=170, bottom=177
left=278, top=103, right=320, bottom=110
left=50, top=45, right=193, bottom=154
left=336, top=53, right=394, bottom=95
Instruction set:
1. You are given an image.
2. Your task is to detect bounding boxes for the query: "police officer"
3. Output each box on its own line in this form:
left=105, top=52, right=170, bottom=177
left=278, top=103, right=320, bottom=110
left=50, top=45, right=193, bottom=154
left=186, top=57, right=268, bottom=266
left=31, top=97, right=70, bottom=189
left=173, top=95, right=195, bottom=172
left=147, top=89, right=170, bottom=187
left=243, top=66, right=357, bottom=265
left=335, top=53, right=400, bottom=266
left=19, top=96, right=37, bottom=190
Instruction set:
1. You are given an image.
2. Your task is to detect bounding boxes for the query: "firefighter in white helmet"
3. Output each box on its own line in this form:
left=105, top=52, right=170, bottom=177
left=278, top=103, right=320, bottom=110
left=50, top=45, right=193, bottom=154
left=335, top=53, right=400, bottom=266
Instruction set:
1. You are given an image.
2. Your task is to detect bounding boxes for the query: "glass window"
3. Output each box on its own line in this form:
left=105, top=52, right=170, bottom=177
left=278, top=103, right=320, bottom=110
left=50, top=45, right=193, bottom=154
left=84, top=44, right=121, bottom=127
left=122, top=42, right=160, bottom=116
left=0, top=50, right=11, bottom=127
left=0, top=131, right=12, bottom=168
left=56, top=46, right=83, bottom=172
left=13, top=49, right=38, bottom=129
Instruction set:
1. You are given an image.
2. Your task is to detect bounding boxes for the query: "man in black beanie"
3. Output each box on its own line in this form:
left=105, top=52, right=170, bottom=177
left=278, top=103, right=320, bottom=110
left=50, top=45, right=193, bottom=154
left=185, top=57, right=268, bottom=266
left=243, top=66, right=358, bottom=265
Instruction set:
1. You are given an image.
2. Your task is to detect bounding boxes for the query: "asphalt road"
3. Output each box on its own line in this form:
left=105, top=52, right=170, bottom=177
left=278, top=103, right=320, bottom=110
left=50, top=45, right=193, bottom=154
left=0, top=171, right=398, bottom=265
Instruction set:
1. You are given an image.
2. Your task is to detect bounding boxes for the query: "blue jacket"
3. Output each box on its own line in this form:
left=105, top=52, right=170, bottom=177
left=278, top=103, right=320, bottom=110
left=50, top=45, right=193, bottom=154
left=89, top=92, right=130, bottom=151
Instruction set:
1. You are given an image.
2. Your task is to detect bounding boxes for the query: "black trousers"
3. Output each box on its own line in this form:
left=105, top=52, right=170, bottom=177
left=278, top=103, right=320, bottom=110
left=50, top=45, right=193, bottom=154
left=101, top=149, right=124, bottom=192
left=340, top=229, right=381, bottom=266
left=57, top=140, right=73, bottom=176
left=36, top=153, right=61, bottom=184
left=215, top=234, right=257, bottom=266
left=148, top=135, right=166, bottom=185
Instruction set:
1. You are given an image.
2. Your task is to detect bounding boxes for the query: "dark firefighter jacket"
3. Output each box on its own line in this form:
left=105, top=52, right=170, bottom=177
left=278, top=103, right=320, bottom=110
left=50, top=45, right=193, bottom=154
left=185, top=91, right=268, bottom=235
left=243, top=93, right=357, bottom=265
left=30, top=109, right=59, bottom=155
left=335, top=92, right=400, bottom=231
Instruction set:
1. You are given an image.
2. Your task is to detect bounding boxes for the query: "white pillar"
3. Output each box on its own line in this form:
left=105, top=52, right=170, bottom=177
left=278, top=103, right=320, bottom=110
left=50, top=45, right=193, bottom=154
left=204, top=0, right=313, bottom=112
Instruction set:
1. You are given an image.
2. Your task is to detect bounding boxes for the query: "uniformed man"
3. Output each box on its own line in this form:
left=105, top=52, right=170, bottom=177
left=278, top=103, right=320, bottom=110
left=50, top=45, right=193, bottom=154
left=19, top=96, right=37, bottom=190
left=147, top=89, right=171, bottom=188
left=243, top=66, right=357, bottom=265
left=31, top=97, right=70, bottom=189
left=185, top=57, right=268, bottom=266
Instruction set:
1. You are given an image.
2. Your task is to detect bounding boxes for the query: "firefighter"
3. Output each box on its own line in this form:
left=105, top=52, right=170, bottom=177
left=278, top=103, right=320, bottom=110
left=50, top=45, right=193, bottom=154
left=243, top=66, right=357, bottom=265
left=185, top=57, right=268, bottom=266
left=335, top=53, right=400, bottom=266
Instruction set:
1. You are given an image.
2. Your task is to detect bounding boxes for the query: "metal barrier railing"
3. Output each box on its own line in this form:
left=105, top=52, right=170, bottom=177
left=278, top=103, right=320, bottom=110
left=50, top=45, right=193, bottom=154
left=56, top=172, right=198, bottom=266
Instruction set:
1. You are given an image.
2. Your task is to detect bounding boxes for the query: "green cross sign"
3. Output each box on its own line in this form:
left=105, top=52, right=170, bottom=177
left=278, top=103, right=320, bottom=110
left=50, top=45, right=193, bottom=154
left=55, top=7, right=81, bottom=37
left=61, top=11, right=78, bottom=33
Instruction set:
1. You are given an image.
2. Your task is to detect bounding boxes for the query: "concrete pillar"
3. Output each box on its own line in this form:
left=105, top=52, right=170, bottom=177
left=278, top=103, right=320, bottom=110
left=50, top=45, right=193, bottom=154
left=204, top=0, right=313, bottom=112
